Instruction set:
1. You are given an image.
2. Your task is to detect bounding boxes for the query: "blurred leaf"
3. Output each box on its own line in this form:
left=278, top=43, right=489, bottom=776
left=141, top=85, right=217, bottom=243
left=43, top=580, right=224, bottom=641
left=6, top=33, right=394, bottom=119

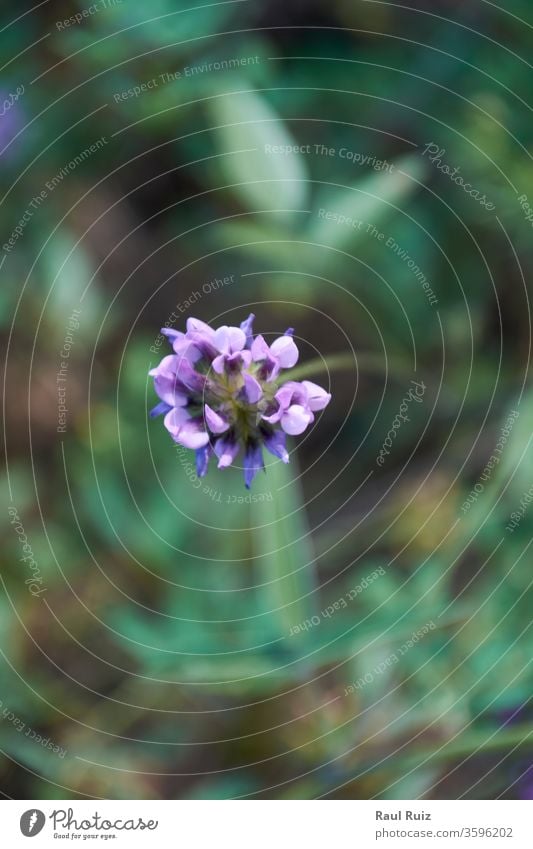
left=210, top=84, right=310, bottom=220
left=39, top=230, right=108, bottom=339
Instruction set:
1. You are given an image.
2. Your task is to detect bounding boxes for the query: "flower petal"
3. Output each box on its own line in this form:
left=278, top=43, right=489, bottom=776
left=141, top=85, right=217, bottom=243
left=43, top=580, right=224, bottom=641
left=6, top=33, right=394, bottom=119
left=161, top=328, right=184, bottom=346
left=212, top=354, right=226, bottom=375
left=184, top=331, right=218, bottom=361
left=259, top=354, right=279, bottom=381
left=149, top=354, right=178, bottom=378
left=204, top=404, right=230, bottom=434
left=171, top=337, right=205, bottom=363
left=214, top=325, right=246, bottom=355
left=243, top=373, right=263, bottom=404
left=274, top=381, right=307, bottom=411
left=240, top=313, right=255, bottom=349
left=186, top=318, right=214, bottom=337
left=251, top=334, right=270, bottom=361
left=270, top=335, right=299, bottom=368
left=281, top=404, right=313, bottom=435
left=214, top=437, right=240, bottom=469
left=175, top=358, right=207, bottom=393
left=196, top=445, right=212, bottom=478
left=175, top=418, right=210, bottom=449
left=149, top=357, right=190, bottom=406
left=264, top=430, right=289, bottom=463
left=212, top=349, right=252, bottom=375
left=163, top=407, right=191, bottom=438
left=261, top=403, right=283, bottom=425
left=243, top=444, right=265, bottom=489
left=227, top=350, right=252, bottom=371
left=158, top=380, right=189, bottom=406
left=166, top=326, right=207, bottom=362
left=302, top=380, right=332, bottom=411
left=150, top=401, right=172, bottom=419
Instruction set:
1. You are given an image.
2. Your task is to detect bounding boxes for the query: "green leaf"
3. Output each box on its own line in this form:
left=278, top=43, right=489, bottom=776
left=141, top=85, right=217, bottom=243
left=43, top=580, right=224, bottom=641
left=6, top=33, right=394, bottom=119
left=39, top=230, right=107, bottom=338
left=210, top=84, right=310, bottom=220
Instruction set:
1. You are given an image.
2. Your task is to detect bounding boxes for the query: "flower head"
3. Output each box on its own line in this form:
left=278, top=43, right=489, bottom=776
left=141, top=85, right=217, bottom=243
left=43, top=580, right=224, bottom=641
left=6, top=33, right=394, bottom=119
left=150, top=315, right=331, bottom=488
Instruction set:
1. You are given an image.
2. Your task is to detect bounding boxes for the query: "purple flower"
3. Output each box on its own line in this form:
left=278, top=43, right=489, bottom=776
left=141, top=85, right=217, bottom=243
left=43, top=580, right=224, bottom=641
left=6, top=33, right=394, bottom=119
left=212, top=326, right=251, bottom=375
left=0, top=87, right=25, bottom=159
left=263, top=380, right=332, bottom=435
left=251, top=330, right=299, bottom=381
left=149, top=314, right=331, bottom=488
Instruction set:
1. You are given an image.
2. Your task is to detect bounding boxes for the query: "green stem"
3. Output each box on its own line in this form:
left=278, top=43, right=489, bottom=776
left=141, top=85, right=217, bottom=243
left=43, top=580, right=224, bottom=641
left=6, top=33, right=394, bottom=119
left=422, top=724, right=533, bottom=763
left=335, top=725, right=533, bottom=791
left=285, top=352, right=411, bottom=383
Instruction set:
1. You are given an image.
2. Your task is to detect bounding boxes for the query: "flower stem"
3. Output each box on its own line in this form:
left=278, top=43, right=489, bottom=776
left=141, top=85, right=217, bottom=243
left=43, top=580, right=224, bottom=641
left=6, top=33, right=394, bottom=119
left=285, top=352, right=410, bottom=383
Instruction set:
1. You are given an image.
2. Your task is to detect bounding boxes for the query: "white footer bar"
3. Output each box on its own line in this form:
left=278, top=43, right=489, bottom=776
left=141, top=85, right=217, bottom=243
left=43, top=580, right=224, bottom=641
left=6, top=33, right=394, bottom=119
left=2, top=800, right=530, bottom=848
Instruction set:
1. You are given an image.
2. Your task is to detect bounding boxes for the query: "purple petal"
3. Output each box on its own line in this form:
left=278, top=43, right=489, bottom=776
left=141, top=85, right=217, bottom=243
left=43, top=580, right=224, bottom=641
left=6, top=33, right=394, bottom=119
left=163, top=406, right=210, bottom=449
left=270, top=335, right=299, bottom=369
left=243, top=373, right=263, bottom=404
left=170, top=339, right=202, bottom=364
left=161, top=328, right=184, bottom=346
left=150, top=401, right=172, bottom=418
left=250, top=334, right=282, bottom=379
left=258, top=354, right=279, bottom=381
left=215, top=437, right=240, bottom=469
left=240, top=313, right=255, bottom=348
left=212, top=354, right=226, bottom=375
left=212, top=350, right=252, bottom=375
left=261, top=400, right=283, bottom=424
left=251, top=334, right=270, bottom=362
left=302, top=380, right=332, bottom=411
left=243, top=444, right=265, bottom=489
left=163, top=407, right=191, bottom=438
left=204, top=404, right=230, bottom=434
left=280, top=404, right=313, bottom=436
left=214, top=325, right=246, bottom=355
left=175, top=418, right=210, bottom=449
left=184, top=331, right=218, bottom=361
left=227, top=350, right=251, bottom=371
left=187, top=318, right=214, bottom=337
left=274, top=381, right=306, bottom=411
left=165, top=329, right=206, bottom=363
left=175, top=358, right=207, bottom=394
left=149, top=354, right=178, bottom=378
left=149, top=357, right=190, bottom=406
left=196, top=445, right=212, bottom=478
left=274, top=384, right=295, bottom=411
left=152, top=375, right=189, bottom=406
left=264, top=430, right=289, bottom=463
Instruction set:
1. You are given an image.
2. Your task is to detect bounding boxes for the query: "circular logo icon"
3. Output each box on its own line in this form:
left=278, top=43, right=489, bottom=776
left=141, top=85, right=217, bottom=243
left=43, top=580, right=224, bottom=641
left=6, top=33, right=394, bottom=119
left=20, top=810, right=46, bottom=837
